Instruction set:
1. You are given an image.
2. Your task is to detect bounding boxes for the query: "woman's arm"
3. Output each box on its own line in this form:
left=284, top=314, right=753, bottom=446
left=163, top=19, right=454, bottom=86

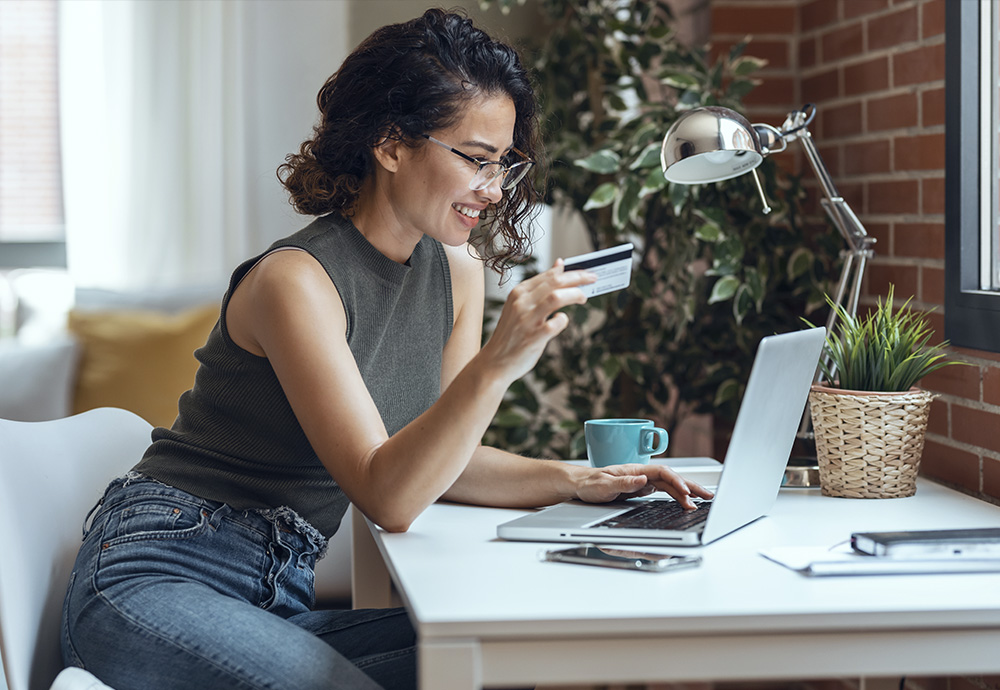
left=226, top=248, right=594, bottom=532
left=438, top=247, right=712, bottom=510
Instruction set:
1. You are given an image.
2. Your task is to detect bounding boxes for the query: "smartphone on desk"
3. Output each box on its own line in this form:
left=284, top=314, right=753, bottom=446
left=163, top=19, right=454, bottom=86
left=543, top=544, right=701, bottom=573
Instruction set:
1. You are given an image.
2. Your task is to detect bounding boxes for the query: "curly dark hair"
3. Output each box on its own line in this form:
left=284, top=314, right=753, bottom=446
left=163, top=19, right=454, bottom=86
left=277, top=8, right=542, bottom=275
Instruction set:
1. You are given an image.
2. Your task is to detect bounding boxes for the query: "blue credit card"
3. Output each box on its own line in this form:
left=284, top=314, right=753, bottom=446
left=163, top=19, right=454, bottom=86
left=563, top=243, right=633, bottom=297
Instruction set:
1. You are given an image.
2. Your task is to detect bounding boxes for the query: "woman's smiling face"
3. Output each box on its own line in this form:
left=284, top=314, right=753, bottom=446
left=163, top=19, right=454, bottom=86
left=387, top=93, right=517, bottom=248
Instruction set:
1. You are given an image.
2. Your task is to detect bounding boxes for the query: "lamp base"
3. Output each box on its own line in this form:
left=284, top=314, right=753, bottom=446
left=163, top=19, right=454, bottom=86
left=783, top=456, right=821, bottom=488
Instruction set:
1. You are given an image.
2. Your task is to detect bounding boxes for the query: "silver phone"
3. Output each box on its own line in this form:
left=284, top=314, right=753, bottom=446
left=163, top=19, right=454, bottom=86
left=543, top=544, right=702, bottom=573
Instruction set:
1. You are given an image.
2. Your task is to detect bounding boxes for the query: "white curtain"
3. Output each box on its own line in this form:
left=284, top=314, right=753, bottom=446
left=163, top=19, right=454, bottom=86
left=58, top=0, right=349, bottom=291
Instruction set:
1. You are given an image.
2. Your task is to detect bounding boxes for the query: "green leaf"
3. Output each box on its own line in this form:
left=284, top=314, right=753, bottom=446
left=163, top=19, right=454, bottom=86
left=648, top=25, right=670, bottom=40
left=732, top=283, right=754, bottom=325
left=583, top=182, right=618, bottom=211
left=712, top=235, right=745, bottom=275
left=492, top=411, right=525, bottom=428
left=745, top=266, right=766, bottom=311
left=629, top=142, right=662, bottom=170
left=726, top=78, right=757, bottom=102
left=602, top=356, right=622, bottom=380
left=639, top=166, right=667, bottom=197
left=694, top=223, right=721, bottom=243
left=574, top=149, right=621, bottom=174
left=612, top=178, right=641, bottom=230
left=713, top=378, right=740, bottom=407
left=787, top=247, right=813, bottom=281
left=660, top=71, right=700, bottom=90
left=708, top=275, right=740, bottom=304
left=732, top=56, right=767, bottom=76
left=668, top=181, right=688, bottom=214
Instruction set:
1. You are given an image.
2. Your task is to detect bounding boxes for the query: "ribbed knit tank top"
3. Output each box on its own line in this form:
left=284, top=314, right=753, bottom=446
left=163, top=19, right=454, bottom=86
left=135, top=213, right=454, bottom=538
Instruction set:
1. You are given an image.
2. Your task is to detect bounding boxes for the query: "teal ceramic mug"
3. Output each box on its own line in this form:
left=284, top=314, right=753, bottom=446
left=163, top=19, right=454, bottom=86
left=584, top=418, right=669, bottom=468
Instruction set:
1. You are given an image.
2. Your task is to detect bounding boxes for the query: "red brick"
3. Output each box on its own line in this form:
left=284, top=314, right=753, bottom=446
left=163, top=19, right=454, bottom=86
left=922, top=177, right=945, bottom=215
left=894, top=222, right=944, bottom=259
left=868, top=179, right=920, bottom=215
left=843, top=139, right=890, bottom=175
left=839, top=180, right=865, bottom=214
left=894, top=133, right=945, bottom=171
left=953, top=404, right=1000, bottom=454
left=799, top=36, right=817, bottom=69
left=926, top=397, right=949, bottom=436
left=922, top=360, right=981, bottom=399
left=747, top=109, right=795, bottom=133
left=921, top=87, right=945, bottom=127
left=894, top=43, right=946, bottom=87
left=867, top=221, right=891, bottom=255
left=803, top=68, right=840, bottom=104
left=742, top=76, right=796, bottom=108
left=822, top=22, right=863, bottom=61
left=820, top=101, right=862, bottom=139
left=869, top=7, right=919, bottom=51
left=922, top=0, right=946, bottom=39
left=985, top=366, right=1000, bottom=406
left=985, top=458, right=1000, bottom=504
left=816, top=143, right=841, bottom=178
left=926, top=311, right=946, bottom=347
left=801, top=0, right=839, bottom=33
left=923, top=266, right=945, bottom=304
left=866, top=262, right=920, bottom=299
left=746, top=39, right=792, bottom=70
left=844, top=0, right=889, bottom=21
left=953, top=346, right=1000, bottom=364
left=711, top=4, right=797, bottom=35
left=844, top=56, right=890, bottom=96
left=921, top=439, right=980, bottom=492
left=868, top=92, right=919, bottom=131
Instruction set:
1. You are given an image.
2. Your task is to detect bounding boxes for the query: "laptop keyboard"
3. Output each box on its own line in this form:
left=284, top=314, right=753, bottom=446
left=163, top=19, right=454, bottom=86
left=592, top=500, right=712, bottom=531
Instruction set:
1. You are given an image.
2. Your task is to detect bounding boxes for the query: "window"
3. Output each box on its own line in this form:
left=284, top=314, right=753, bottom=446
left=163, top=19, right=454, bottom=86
left=0, top=0, right=66, bottom=268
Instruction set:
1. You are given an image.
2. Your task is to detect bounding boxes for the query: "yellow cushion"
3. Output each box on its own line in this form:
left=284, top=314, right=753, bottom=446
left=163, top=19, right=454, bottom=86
left=68, top=304, right=219, bottom=428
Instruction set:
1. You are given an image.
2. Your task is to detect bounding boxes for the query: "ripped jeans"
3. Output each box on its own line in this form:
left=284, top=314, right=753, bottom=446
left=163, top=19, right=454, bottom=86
left=61, top=476, right=415, bottom=690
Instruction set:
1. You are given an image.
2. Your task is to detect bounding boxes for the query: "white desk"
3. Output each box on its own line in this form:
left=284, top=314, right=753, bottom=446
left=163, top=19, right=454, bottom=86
left=351, top=476, right=1000, bottom=690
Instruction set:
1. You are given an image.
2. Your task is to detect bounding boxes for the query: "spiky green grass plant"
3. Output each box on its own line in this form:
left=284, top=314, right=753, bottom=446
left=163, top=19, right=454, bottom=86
left=812, top=286, right=963, bottom=392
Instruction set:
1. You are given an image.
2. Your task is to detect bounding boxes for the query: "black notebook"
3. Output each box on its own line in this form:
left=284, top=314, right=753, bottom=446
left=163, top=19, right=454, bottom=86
left=851, top=528, right=1000, bottom=558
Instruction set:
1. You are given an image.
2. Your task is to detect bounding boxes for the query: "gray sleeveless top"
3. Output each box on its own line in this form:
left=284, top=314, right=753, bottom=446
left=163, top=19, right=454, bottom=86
left=135, top=213, right=454, bottom=538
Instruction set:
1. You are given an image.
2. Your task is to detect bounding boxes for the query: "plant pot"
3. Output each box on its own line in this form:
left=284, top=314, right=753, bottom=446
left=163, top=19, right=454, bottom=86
left=808, top=384, right=935, bottom=499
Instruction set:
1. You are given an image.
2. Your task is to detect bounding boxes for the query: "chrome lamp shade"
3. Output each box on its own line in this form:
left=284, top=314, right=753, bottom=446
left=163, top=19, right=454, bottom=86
left=660, top=106, right=764, bottom=184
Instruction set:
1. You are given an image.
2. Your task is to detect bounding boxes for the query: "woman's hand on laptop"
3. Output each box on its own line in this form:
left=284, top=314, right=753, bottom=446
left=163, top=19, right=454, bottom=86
left=574, top=464, right=714, bottom=510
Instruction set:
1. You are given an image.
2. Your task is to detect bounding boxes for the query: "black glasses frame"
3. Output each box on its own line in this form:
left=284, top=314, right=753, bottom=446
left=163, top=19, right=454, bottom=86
left=421, top=134, right=533, bottom=191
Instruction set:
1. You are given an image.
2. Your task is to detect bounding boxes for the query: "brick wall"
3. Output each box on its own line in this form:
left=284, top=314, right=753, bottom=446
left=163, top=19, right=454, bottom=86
left=711, top=0, right=1000, bottom=511
left=707, top=2, right=999, bottom=689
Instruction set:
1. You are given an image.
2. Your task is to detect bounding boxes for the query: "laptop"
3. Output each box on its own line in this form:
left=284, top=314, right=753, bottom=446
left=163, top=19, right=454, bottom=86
left=497, top=327, right=826, bottom=547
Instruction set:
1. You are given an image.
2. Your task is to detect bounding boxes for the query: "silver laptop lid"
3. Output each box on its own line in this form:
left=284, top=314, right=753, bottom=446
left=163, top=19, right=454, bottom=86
left=700, top=327, right=825, bottom=543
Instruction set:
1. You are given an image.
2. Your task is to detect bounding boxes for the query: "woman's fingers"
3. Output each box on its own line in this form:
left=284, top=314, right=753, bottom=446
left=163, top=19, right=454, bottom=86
left=480, top=259, right=597, bottom=383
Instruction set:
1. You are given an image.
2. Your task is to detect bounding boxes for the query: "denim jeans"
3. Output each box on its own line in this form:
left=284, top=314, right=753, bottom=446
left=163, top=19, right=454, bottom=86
left=61, top=476, right=415, bottom=690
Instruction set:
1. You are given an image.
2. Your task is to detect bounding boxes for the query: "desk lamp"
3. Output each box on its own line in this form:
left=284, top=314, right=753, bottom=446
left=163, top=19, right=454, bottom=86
left=659, top=104, right=876, bottom=446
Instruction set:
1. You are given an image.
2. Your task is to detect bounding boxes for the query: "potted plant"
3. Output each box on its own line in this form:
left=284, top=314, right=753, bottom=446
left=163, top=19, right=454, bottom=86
left=476, top=0, right=839, bottom=459
left=807, top=285, right=963, bottom=498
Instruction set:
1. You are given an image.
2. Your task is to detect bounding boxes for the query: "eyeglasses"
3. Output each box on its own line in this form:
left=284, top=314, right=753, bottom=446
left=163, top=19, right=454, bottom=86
left=422, top=134, right=534, bottom=191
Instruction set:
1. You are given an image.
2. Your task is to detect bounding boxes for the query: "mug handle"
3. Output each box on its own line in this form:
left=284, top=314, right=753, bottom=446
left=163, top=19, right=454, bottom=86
left=640, top=427, right=669, bottom=456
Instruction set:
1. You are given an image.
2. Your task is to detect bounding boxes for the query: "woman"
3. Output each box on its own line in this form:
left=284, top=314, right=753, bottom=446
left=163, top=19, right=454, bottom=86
left=61, top=9, right=710, bottom=690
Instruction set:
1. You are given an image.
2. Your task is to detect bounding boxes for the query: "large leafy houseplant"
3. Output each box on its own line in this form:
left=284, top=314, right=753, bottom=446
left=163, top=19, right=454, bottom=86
left=479, top=0, right=838, bottom=459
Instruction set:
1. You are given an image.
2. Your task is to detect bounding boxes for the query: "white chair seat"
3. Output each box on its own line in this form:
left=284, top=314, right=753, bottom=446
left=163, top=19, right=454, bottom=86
left=0, top=408, right=151, bottom=690
left=48, top=668, right=113, bottom=690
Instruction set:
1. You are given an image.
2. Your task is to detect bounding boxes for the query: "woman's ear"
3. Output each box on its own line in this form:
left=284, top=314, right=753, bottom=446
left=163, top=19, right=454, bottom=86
left=372, top=130, right=404, bottom=173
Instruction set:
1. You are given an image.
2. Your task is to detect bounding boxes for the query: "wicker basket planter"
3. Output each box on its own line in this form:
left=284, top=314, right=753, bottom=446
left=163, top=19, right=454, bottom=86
left=808, top=384, right=935, bottom=499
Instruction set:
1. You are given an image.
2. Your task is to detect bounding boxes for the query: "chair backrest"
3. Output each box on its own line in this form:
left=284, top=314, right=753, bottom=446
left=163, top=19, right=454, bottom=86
left=0, top=408, right=152, bottom=690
